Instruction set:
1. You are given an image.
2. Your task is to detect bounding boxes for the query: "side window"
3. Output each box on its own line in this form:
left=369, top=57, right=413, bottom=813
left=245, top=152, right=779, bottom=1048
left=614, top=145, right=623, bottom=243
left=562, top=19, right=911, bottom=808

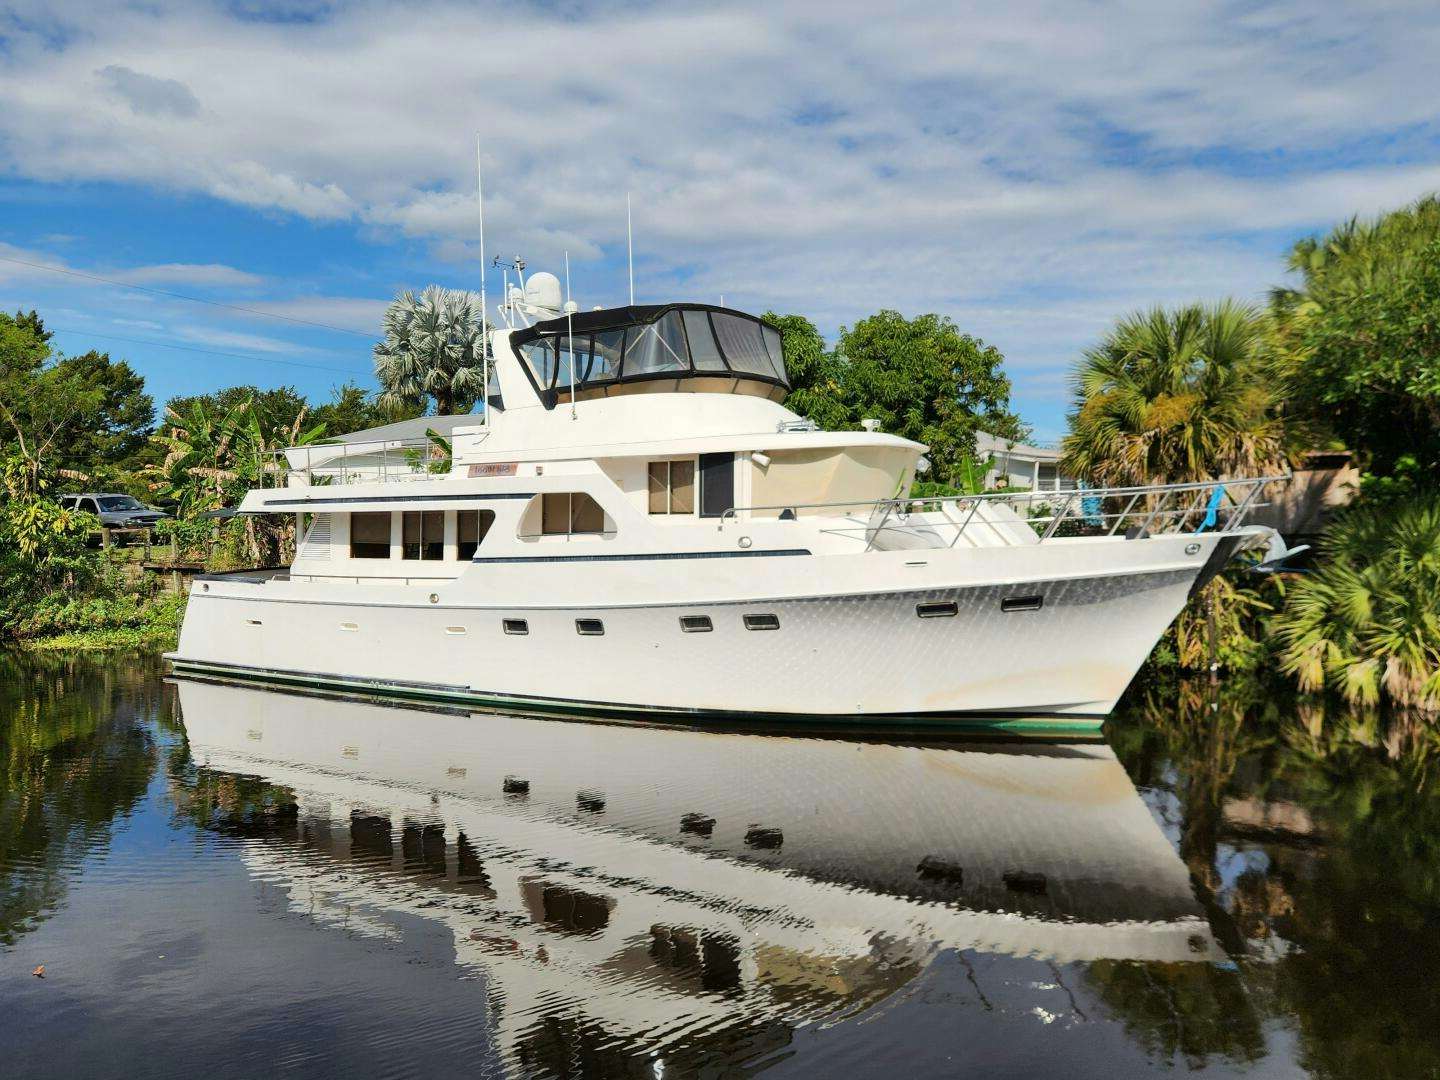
left=541, top=493, right=606, bottom=535
left=402, top=511, right=444, bottom=560
left=82, top=498, right=100, bottom=516
left=457, top=510, right=495, bottom=559
left=350, top=512, right=391, bottom=559
left=648, top=460, right=696, bottom=515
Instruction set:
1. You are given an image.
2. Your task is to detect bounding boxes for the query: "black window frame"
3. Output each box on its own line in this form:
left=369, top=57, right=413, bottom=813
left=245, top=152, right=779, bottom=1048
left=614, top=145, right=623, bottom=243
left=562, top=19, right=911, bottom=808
left=510, top=304, right=788, bottom=410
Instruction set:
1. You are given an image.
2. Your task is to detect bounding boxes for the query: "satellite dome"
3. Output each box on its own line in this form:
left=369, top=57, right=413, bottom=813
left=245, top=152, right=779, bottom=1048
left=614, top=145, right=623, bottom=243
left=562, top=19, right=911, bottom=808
left=522, top=272, right=563, bottom=315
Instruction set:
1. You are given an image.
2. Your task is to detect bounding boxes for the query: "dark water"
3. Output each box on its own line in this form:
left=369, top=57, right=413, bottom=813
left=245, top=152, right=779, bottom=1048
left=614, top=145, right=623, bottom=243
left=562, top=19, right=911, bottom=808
left=3, top=653, right=1438, bottom=1078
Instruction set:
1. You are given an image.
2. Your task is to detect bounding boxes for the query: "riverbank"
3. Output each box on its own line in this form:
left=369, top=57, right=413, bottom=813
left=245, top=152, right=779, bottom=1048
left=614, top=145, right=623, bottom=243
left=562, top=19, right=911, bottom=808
left=7, top=591, right=185, bottom=652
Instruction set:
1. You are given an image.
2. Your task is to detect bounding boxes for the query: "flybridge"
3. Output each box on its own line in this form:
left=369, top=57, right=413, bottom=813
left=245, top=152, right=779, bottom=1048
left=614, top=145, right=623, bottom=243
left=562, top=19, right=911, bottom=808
left=509, top=303, right=789, bottom=407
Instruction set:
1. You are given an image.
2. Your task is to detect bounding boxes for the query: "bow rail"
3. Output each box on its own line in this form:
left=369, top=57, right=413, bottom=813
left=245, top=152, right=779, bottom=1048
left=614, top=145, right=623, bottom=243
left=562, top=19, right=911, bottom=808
left=719, top=476, right=1288, bottom=549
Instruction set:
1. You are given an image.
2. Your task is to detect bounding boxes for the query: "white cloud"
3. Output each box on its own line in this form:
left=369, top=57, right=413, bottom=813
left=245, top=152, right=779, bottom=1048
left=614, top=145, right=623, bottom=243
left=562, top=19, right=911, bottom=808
left=1, top=0, right=1438, bottom=429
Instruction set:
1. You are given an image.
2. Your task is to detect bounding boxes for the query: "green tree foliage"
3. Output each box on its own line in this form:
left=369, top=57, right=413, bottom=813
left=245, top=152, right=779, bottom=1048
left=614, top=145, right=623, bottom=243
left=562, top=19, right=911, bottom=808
left=768, top=310, right=1023, bottom=487
left=1272, top=195, right=1440, bottom=476
left=1275, top=493, right=1440, bottom=713
left=0, top=313, right=154, bottom=493
left=373, top=286, right=485, bottom=415
left=47, top=350, right=154, bottom=476
left=309, top=381, right=416, bottom=436
left=1062, top=302, right=1287, bottom=486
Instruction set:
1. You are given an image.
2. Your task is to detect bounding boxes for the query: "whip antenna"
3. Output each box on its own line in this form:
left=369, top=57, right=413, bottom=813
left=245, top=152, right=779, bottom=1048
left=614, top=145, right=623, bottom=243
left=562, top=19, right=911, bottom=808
left=626, top=192, right=634, bottom=305
left=476, top=136, right=489, bottom=427
left=565, top=250, right=577, bottom=419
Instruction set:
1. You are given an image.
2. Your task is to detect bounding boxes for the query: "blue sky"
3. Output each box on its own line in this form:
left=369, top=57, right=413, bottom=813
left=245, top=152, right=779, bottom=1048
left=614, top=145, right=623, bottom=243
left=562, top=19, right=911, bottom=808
left=3, top=0, right=1440, bottom=442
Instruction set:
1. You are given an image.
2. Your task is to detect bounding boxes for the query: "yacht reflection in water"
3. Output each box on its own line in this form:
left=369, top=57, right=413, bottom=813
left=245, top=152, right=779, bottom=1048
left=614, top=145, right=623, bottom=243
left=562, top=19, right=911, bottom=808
left=175, top=678, right=1219, bottom=1068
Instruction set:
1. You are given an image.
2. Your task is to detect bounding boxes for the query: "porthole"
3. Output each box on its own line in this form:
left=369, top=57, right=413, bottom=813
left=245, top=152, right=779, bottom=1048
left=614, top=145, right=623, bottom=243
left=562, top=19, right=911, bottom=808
left=339, top=622, right=359, bottom=632
left=680, top=615, right=713, bottom=633
left=743, top=613, right=780, bottom=631
left=1001, top=595, right=1044, bottom=613
left=916, top=601, right=958, bottom=619
left=503, top=618, right=529, bottom=635
left=444, top=626, right=467, bottom=635
left=429, top=593, right=439, bottom=604
left=576, top=618, right=605, bottom=636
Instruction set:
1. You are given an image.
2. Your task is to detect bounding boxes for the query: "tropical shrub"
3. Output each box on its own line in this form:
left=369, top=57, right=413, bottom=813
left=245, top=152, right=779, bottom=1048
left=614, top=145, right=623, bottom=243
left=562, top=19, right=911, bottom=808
left=1275, top=492, right=1440, bottom=712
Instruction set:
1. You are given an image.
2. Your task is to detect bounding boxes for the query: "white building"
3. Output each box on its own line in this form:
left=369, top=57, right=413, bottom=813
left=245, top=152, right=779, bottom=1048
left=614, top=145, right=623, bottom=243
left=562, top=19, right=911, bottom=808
left=976, top=432, right=1076, bottom=493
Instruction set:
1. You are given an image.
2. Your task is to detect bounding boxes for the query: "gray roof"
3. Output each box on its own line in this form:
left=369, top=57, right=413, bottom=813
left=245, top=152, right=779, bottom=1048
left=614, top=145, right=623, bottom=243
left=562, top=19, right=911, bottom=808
left=975, top=431, right=1063, bottom=462
left=335, top=412, right=482, bottom=445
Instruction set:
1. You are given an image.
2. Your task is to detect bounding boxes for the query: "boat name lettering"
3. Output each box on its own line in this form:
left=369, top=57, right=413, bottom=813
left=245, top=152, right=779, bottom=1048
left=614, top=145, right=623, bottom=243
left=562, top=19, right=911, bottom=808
left=469, top=462, right=518, bottom=477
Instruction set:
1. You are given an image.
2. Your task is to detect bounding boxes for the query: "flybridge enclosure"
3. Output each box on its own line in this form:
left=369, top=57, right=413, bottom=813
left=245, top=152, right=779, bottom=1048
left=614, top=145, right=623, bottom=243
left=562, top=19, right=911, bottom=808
left=510, top=304, right=788, bottom=408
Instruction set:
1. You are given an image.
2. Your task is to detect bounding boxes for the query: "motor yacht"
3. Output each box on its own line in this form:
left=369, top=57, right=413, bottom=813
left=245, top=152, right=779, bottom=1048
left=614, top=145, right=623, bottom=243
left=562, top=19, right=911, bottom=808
left=168, top=271, right=1288, bottom=729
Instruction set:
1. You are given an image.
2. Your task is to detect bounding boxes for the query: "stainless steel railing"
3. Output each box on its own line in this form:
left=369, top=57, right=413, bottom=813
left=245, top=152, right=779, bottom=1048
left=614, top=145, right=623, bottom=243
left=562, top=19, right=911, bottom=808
left=719, top=475, right=1287, bottom=550
left=260, top=438, right=452, bottom=488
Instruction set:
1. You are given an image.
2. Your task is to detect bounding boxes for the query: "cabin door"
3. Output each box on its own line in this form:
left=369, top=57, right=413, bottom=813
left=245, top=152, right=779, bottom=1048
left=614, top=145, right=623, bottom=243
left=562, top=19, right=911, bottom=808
left=699, top=453, right=735, bottom=518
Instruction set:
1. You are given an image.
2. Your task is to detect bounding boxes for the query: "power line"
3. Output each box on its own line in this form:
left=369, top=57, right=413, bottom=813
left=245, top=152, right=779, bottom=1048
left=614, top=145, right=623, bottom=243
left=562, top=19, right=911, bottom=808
left=0, top=254, right=376, bottom=338
left=48, top=325, right=376, bottom=379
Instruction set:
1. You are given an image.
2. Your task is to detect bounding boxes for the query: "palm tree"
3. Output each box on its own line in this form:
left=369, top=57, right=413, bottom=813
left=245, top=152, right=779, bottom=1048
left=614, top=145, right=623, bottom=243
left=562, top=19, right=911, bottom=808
left=1275, top=493, right=1440, bottom=713
left=1061, top=301, right=1287, bottom=486
left=373, top=286, right=485, bottom=415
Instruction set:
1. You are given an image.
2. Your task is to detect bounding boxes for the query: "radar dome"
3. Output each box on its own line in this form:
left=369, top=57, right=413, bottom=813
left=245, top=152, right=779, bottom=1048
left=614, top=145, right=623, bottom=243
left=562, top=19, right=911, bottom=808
left=522, top=272, right=563, bottom=315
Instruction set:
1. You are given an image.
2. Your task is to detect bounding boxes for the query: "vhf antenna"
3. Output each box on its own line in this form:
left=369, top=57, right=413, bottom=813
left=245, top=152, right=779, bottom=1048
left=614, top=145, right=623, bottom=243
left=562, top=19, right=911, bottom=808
left=626, top=193, right=635, bottom=305
left=475, top=136, right=488, bottom=425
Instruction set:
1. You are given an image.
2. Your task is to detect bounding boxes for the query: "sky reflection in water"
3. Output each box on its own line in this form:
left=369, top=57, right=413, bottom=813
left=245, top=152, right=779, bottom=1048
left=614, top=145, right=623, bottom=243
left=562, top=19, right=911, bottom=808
left=2, top=652, right=1438, bottom=1078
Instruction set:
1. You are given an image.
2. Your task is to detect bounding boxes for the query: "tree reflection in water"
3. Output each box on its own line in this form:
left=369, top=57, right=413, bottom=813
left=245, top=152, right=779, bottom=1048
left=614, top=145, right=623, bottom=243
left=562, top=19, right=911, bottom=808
left=0, top=652, right=162, bottom=946
left=1109, top=675, right=1440, bottom=1079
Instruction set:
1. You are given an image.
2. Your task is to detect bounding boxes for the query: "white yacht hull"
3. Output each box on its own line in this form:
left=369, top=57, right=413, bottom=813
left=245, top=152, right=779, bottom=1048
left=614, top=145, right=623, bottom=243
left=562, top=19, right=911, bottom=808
left=168, top=531, right=1236, bottom=731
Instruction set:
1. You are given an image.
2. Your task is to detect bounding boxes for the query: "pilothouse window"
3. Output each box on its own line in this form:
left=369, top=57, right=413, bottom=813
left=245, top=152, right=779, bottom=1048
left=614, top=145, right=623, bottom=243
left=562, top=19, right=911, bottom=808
left=511, top=305, right=788, bottom=405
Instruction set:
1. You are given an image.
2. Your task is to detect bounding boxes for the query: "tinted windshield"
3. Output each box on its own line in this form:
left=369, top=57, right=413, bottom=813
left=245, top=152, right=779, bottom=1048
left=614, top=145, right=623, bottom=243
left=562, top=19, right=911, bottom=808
left=515, top=307, right=786, bottom=394
left=98, top=496, right=146, bottom=511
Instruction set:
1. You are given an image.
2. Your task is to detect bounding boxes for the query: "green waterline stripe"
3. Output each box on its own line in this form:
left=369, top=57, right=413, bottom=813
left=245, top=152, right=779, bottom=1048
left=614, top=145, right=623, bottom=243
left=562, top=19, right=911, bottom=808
left=164, top=657, right=1106, bottom=735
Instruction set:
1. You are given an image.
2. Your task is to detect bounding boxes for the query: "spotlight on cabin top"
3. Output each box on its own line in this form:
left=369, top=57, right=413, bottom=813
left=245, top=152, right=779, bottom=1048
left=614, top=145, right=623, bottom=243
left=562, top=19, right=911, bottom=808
left=861, top=418, right=882, bottom=432
left=751, top=452, right=771, bottom=470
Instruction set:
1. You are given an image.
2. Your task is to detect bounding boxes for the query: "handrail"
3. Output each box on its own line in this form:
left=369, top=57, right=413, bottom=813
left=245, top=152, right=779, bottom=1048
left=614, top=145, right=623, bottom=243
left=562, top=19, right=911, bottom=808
left=718, top=476, right=1288, bottom=547
left=259, top=437, right=452, bottom=489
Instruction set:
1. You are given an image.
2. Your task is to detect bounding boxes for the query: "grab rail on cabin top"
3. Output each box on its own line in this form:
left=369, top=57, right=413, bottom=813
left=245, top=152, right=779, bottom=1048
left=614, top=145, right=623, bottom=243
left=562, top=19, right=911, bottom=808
left=259, top=438, right=451, bottom=488
left=719, top=476, right=1289, bottom=550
